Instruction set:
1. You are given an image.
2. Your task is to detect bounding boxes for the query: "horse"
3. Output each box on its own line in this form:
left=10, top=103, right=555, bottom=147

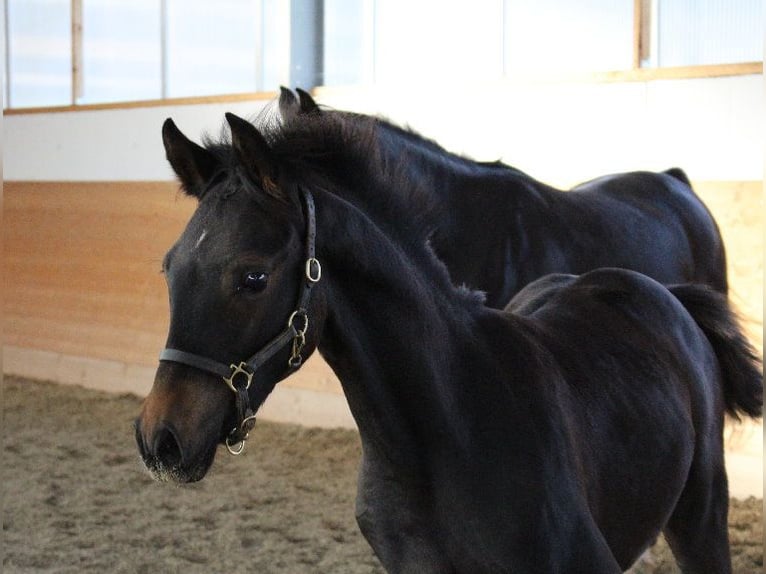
left=279, top=88, right=728, bottom=308
left=134, top=112, right=762, bottom=573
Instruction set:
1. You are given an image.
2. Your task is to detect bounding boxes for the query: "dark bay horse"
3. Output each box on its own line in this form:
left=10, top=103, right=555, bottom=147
left=134, top=113, right=761, bottom=573
left=279, top=88, right=728, bottom=308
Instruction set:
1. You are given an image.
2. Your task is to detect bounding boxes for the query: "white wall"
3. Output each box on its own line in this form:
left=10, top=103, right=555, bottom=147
left=4, top=74, right=763, bottom=185
left=4, top=100, right=274, bottom=181
left=316, top=75, right=764, bottom=186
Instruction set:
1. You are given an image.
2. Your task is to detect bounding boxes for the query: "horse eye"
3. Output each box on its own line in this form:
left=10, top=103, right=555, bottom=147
left=242, top=271, right=269, bottom=293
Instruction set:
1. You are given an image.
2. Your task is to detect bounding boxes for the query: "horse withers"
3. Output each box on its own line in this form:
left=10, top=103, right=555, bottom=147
left=134, top=113, right=761, bottom=573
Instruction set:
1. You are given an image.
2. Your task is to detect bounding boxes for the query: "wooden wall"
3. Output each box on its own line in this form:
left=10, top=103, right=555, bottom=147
left=3, top=181, right=344, bottom=400
left=4, top=179, right=763, bottom=392
left=693, top=181, right=763, bottom=353
left=5, top=181, right=187, bottom=366
left=4, top=179, right=763, bottom=495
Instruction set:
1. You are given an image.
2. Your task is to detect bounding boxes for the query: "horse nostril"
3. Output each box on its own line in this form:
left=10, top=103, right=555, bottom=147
left=134, top=419, right=148, bottom=458
left=153, top=424, right=184, bottom=468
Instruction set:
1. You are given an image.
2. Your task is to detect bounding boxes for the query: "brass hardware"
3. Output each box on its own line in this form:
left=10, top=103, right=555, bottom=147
left=223, top=362, right=253, bottom=394
left=305, top=257, right=322, bottom=283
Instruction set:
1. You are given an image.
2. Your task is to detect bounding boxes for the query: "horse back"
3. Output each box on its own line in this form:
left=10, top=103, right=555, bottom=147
left=509, top=268, right=723, bottom=409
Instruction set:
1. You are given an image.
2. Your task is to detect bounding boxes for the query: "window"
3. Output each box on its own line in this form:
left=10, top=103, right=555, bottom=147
left=7, top=0, right=72, bottom=108
left=374, top=1, right=504, bottom=86
left=327, top=0, right=763, bottom=85
left=4, top=0, right=294, bottom=109
left=647, top=0, right=763, bottom=67
left=165, top=0, right=260, bottom=98
left=3, top=1, right=763, bottom=110
left=504, top=0, right=634, bottom=75
left=323, top=0, right=374, bottom=86
left=80, top=0, right=162, bottom=104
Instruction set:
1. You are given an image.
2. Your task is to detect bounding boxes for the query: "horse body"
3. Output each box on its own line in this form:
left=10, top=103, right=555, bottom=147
left=316, top=191, right=725, bottom=571
left=134, top=111, right=761, bottom=573
left=281, top=89, right=727, bottom=307
left=437, top=168, right=728, bottom=307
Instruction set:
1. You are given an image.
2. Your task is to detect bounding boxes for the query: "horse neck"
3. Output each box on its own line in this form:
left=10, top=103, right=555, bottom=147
left=311, top=190, right=483, bottom=467
left=374, top=120, right=540, bottom=201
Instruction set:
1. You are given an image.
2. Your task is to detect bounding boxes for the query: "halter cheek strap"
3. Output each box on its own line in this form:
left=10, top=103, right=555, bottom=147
left=158, top=188, right=321, bottom=455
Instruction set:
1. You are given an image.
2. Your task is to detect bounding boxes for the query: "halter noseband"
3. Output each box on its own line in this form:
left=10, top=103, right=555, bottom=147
left=158, top=188, right=321, bottom=455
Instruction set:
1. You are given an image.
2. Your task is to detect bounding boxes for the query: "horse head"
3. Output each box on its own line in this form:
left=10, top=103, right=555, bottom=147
left=134, top=114, right=325, bottom=483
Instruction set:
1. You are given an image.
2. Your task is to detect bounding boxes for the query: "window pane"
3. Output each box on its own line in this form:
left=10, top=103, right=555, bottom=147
left=3, top=2, right=8, bottom=108
left=260, top=0, right=291, bottom=89
left=504, top=0, right=634, bottom=74
left=80, top=0, right=162, bottom=104
left=165, top=0, right=260, bottom=98
left=7, top=0, right=71, bottom=108
left=374, top=0, right=504, bottom=85
left=656, top=0, right=763, bottom=67
left=324, top=0, right=373, bottom=86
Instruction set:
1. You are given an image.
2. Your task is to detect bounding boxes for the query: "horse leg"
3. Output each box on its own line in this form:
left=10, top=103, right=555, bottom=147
left=355, top=454, right=454, bottom=574
left=662, top=443, right=732, bottom=573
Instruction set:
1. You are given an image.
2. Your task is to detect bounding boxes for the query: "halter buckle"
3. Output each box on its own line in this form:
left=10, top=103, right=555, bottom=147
left=223, top=361, right=253, bottom=394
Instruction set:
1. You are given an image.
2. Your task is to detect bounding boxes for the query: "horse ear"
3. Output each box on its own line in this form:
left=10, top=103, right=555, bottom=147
left=279, top=86, right=300, bottom=122
left=296, top=88, right=321, bottom=115
left=225, top=112, right=280, bottom=196
left=162, top=118, right=218, bottom=197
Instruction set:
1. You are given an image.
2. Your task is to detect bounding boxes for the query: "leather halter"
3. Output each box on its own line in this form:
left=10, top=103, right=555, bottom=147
left=158, top=188, right=321, bottom=455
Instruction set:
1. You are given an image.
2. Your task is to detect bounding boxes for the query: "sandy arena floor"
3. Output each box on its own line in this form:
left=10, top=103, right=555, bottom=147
left=3, top=376, right=762, bottom=573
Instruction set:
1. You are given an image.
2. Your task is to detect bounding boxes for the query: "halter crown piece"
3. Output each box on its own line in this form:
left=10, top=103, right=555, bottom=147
left=158, top=188, right=321, bottom=455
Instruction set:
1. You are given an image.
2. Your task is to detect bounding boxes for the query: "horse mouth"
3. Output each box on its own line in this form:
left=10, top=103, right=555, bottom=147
left=139, top=456, right=210, bottom=484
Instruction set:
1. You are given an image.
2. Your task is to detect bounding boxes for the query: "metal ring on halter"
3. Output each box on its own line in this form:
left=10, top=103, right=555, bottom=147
left=225, top=436, right=246, bottom=455
left=306, top=258, right=322, bottom=283
left=288, top=309, right=309, bottom=334
left=240, top=413, right=257, bottom=431
left=224, top=414, right=257, bottom=455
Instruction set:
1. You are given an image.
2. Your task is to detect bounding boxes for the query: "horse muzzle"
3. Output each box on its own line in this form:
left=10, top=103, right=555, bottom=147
left=134, top=419, right=214, bottom=483
left=134, top=363, right=233, bottom=483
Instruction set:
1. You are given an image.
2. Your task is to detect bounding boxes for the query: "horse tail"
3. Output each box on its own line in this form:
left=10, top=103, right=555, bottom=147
left=664, top=167, right=692, bottom=187
left=669, top=283, right=762, bottom=420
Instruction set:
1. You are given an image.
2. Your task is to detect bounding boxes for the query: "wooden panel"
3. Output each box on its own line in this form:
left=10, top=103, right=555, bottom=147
left=4, top=181, right=192, bottom=365
left=3, top=90, right=279, bottom=116
left=3, top=180, right=344, bottom=394
left=4, top=180, right=761, bottom=397
left=694, top=181, right=763, bottom=354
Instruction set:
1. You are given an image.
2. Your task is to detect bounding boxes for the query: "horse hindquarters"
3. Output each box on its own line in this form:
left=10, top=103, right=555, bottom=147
left=661, top=284, right=762, bottom=574
left=663, top=173, right=728, bottom=294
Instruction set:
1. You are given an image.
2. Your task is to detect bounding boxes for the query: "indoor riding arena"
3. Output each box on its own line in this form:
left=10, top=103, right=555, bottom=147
left=4, top=2, right=763, bottom=573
